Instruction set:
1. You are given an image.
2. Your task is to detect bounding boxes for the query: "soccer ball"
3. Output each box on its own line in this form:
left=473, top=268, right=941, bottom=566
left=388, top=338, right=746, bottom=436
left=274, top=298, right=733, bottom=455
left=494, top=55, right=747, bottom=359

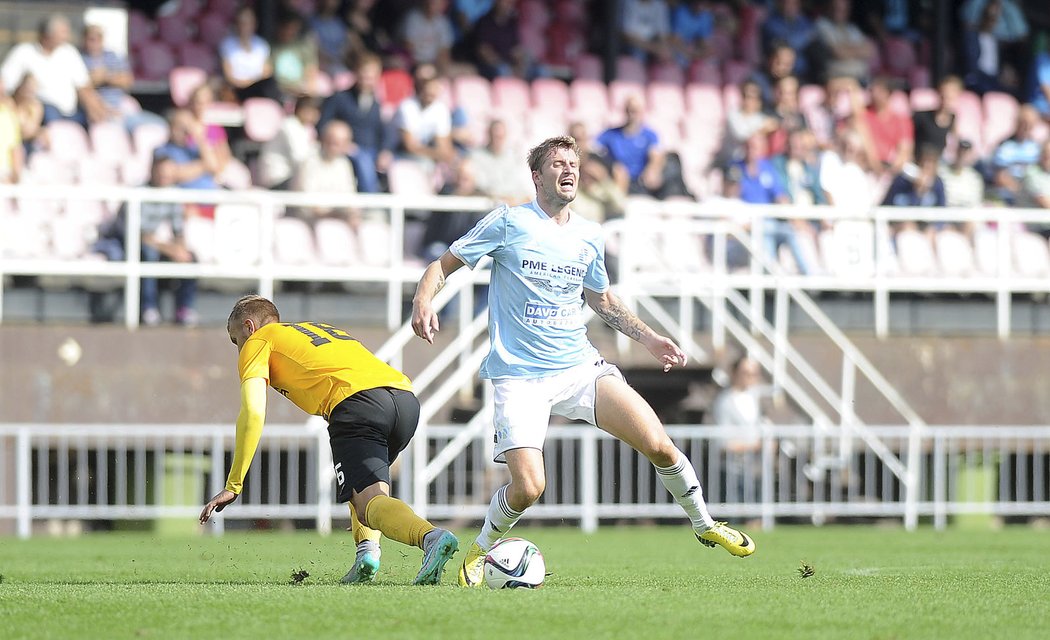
left=483, top=537, right=545, bottom=589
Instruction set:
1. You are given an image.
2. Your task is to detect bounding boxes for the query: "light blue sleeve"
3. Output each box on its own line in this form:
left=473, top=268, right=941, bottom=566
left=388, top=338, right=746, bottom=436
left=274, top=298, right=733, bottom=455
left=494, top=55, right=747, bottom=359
left=583, top=232, right=610, bottom=293
left=449, top=205, right=507, bottom=269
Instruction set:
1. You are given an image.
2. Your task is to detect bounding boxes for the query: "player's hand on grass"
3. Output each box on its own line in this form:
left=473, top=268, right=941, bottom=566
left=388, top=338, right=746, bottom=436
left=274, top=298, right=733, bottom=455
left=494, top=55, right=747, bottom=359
left=199, top=490, right=238, bottom=524
left=643, top=334, right=687, bottom=372
left=411, top=302, right=440, bottom=344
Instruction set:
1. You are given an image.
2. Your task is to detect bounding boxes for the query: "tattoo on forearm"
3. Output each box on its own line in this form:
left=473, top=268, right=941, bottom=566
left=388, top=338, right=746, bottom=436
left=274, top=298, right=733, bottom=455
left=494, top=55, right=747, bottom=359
left=595, top=296, right=650, bottom=341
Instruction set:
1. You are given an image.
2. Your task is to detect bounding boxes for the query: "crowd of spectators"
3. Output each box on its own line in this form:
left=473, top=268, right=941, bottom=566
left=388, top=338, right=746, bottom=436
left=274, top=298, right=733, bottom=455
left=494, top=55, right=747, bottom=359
left=4, top=1, right=1050, bottom=323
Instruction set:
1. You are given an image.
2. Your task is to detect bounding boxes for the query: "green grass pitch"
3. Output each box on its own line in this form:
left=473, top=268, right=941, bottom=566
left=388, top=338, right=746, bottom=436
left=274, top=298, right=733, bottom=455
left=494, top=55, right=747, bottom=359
left=1, top=525, right=1048, bottom=639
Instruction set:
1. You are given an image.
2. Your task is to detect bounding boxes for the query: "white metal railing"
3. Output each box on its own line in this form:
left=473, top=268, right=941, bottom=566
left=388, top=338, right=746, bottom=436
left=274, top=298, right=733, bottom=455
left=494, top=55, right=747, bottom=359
left=4, top=185, right=1050, bottom=337
left=3, top=423, right=1047, bottom=538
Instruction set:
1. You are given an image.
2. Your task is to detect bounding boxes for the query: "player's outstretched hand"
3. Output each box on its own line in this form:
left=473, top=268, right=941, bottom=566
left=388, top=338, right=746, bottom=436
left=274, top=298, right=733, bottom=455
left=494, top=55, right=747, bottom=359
left=199, top=489, right=238, bottom=524
left=411, top=302, right=440, bottom=344
left=643, top=334, right=688, bottom=372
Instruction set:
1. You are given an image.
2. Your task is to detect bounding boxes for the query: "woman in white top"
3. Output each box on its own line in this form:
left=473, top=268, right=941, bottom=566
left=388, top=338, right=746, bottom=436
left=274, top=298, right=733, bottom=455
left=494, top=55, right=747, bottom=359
left=220, top=6, right=281, bottom=102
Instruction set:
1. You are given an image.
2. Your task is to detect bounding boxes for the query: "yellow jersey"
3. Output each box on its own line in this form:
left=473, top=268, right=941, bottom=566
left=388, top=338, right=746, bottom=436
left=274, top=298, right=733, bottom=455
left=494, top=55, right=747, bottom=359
left=237, top=321, right=413, bottom=419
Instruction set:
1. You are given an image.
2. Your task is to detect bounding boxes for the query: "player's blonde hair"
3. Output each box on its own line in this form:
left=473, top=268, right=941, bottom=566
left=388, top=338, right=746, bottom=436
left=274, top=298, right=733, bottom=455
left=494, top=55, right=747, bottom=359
left=527, top=136, right=580, bottom=174
left=228, top=295, right=280, bottom=327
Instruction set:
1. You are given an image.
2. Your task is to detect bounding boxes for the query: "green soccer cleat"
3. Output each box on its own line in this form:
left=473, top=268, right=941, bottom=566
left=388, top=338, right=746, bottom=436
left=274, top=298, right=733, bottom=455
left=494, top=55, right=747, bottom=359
left=697, top=521, right=756, bottom=557
left=413, top=529, right=459, bottom=585
left=340, top=545, right=381, bottom=584
left=458, top=541, right=486, bottom=588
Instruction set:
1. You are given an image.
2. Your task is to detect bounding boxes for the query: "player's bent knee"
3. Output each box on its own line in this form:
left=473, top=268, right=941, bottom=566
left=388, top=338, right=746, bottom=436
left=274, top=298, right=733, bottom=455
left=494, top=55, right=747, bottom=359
left=645, top=439, right=679, bottom=468
left=508, top=477, right=545, bottom=509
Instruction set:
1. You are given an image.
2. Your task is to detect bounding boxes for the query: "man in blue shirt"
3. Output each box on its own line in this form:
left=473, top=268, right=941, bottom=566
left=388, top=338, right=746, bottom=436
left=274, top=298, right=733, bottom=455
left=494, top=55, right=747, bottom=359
left=153, top=109, right=221, bottom=191
left=412, top=136, right=755, bottom=588
left=596, top=94, right=665, bottom=195
left=761, top=0, right=816, bottom=78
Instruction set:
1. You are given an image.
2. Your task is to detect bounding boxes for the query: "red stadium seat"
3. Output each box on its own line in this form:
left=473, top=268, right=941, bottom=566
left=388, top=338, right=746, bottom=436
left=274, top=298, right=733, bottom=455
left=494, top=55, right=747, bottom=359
left=526, top=110, right=568, bottom=142
left=452, top=75, right=493, bottom=121
left=197, top=11, right=230, bottom=48
left=169, top=66, right=207, bottom=107
left=531, top=78, right=571, bottom=112
left=722, top=60, right=753, bottom=87
left=982, top=91, right=1019, bottom=150
left=217, top=158, right=253, bottom=190
left=572, top=54, right=603, bottom=81
left=388, top=159, right=435, bottom=196
left=492, top=77, right=531, bottom=117
left=649, top=62, right=685, bottom=85
left=46, top=121, right=90, bottom=164
left=894, top=229, right=937, bottom=276
left=156, top=14, right=194, bottom=47
left=177, top=41, right=219, bottom=75
left=688, top=60, right=722, bottom=86
left=242, top=98, right=284, bottom=142
left=132, top=121, right=170, bottom=161
left=314, top=217, right=361, bottom=266
left=77, top=156, right=121, bottom=185
left=357, top=219, right=392, bottom=267
left=569, top=79, right=609, bottom=123
left=213, top=204, right=261, bottom=265
left=273, top=216, right=318, bottom=266
left=647, top=82, right=686, bottom=120
left=136, top=40, right=177, bottom=81
left=935, top=228, right=976, bottom=277
left=128, top=10, right=154, bottom=49
left=89, top=121, right=133, bottom=165
left=616, top=56, right=648, bottom=84
left=608, top=80, right=646, bottom=113
left=379, top=69, right=413, bottom=108
left=954, top=91, right=984, bottom=153
left=1013, top=232, right=1050, bottom=277
left=909, top=87, right=939, bottom=112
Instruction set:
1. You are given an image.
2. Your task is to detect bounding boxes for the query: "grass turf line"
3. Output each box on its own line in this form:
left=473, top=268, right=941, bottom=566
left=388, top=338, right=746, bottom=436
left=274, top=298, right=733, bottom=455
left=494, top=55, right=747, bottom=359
left=1, top=526, right=1048, bottom=639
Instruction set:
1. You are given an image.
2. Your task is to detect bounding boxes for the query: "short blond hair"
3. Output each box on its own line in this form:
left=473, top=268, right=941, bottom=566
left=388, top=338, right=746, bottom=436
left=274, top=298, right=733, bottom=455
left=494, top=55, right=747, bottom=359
left=228, top=295, right=280, bottom=328
left=527, top=136, right=580, bottom=174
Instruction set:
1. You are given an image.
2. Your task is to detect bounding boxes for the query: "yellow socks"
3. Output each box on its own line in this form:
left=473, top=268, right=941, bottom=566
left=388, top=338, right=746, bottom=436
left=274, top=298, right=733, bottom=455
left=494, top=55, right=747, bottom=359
left=349, top=503, right=381, bottom=545
left=364, top=495, right=435, bottom=549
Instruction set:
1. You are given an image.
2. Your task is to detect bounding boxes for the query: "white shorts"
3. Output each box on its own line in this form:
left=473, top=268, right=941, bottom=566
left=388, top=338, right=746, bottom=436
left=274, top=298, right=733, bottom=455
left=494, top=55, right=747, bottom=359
left=490, top=358, right=623, bottom=463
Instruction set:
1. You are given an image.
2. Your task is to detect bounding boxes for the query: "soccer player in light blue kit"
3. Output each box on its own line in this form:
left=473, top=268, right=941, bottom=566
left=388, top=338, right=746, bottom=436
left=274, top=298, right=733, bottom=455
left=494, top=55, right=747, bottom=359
left=411, top=136, right=755, bottom=587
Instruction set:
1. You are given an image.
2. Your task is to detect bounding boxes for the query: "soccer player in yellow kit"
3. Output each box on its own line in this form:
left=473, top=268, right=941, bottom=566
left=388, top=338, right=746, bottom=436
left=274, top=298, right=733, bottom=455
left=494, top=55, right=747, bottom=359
left=199, top=295, right=459, bottom=585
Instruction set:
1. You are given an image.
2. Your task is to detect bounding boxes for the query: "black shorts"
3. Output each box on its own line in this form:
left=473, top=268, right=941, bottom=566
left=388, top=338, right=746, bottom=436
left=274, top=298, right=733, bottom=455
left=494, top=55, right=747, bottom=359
left=327, top=387, right=420, bottom=502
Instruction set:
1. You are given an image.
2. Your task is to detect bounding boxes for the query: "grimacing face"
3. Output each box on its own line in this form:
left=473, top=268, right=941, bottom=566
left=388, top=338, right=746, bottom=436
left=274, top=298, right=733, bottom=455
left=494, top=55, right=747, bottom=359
left=534, top=146, right=579, bottom=206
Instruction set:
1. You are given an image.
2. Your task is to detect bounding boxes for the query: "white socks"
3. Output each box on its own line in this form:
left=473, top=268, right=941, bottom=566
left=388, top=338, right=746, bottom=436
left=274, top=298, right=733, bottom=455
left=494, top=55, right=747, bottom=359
left=475, top=485, right=522, bottom=550
left=656, top=450, right=715, bottom=531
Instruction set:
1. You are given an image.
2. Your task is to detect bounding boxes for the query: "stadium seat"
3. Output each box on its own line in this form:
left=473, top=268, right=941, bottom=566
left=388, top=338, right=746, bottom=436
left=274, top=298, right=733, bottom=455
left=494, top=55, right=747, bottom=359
left=492, top=77, right=531, bottom=118
left=954, top=91, right=984, bottom=153
left=934, top=228, right=976, bottom=277
left=608, top=80, right=646, bottom=113
left=531, top=78, right=571, bottom=113
left=1012, top=231, right=1050, bottom=277
left=722, top=83, right=742, bottom=114
left=217, top=159, right=253, bottom=190
left=23, top=152, right=75, bottom=186
left=572, top=54, right=603, bottom=81
left=273, top=216, right=317, bottom=266
left=615, top=56, right=648, bottom=84
left=47, top=121, right=91, bottom=164
left=242, top=98, right=284, bottom=142
left=183, top=214, right=216, bottom=264
left=357, top=219, right=392, bottom=267
left=688, top=60, right=722, bottom=86
left=798, top=84, right=825, bottom=113
left=648, top=82, right=686, bottom=120
left=197, top=11, right=230, bottom=48
left=452, top=75, right=493, bottom=122
left=894, top=229, right=937, bottom=276
left=156, top=13, right=194, bottom=47
left=213, top=204, right=261, bottom=265
left=722, top=60, right=752, bottom=87
left=1, top=212, right=49, bottom=259
left=169, top=66, right=207, bottom=107
left=48, top=212, right=93, bottom=260
left=685, top=84, right=724, bottom=121
left=387, top=159, right=435, bottom=196
left=569, top=79, right=609, bottom=124
left=379, top=69, right=413, bottom=108
left=909, top=87, right=939, bottom=112
left=177, top=41, right=219, bottom=75
left=63, top=199, right=109, bottom=228
left=973, top=228, right=1002, bottom=276
left=518, top=26, right=547, bottom=62
left=649, top=62, right=685, bottom=85
left=89, top=121, right=133, bottom=165
left=314, top=217, right=360, bottom=266
left=648, top=117, right=683, bottom=151
left=525, top=110, right=568, bottom=143
left=121, top=155, right=151, bottom=186
left=77, top=157, right=121, bottom=185
left=982, top=92, right=1019, bottom=150
left=821, top=221, right=876, bottom=277
left=132, top=121, right=170, bottom=161
left=128, top=10, right=154, bottom=49
left=137, top=40, right=177, bottom=81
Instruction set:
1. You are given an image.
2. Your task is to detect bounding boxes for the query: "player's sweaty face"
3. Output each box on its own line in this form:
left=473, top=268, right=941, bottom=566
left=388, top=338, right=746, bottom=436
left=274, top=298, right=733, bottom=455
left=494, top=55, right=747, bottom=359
left=538, top=147, right=579, bottom=203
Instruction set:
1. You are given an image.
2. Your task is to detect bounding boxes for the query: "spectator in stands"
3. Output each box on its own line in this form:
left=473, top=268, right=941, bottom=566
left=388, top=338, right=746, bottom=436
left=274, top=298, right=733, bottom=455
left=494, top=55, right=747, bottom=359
left=470, top=119, right=533, bottom=203
left=882, top=144, right=946, bottom=209
left=813, top=0, right=875, bottom=84
left=400, top=0, right=455, bottom=75
left=940, top=140, right=985, bottom=209
left=259, top=96, right=321, bottom=190
left=310, top=0, right=350, bottom=76
left=819, top=127, right=876, bottom=210
left=751, top=41, right=798, bottom=111
left=960, top=0, right=1029, bottom=90
left=735, top=133, right=813, bottom=275
left=393, top=63, right=455, bottom=169
left=761, top=0, right=816, bottom=79
left=318, top=53, right=391, bottom=194
left=569, top=121, right=599, bottom=164
left=187, top=83, right=232, bottom=180
left=991, top=104, right=1042, bottom=205
left=141, top=155, right=198, bottom=327
left=711, top=356, right=766, bottom=504
left=912, top=75, right=962, bottom=157
left=271, top=10, right=321, bottom=100
left=470, top=0, right=530, bottom=80
left=864, top=77, right=914, bottom=176
left=1, top=14, right=109, bottom=127
left=621, top=0, right=673, bottom=65
left=670, top=0, right=714, bottom=69
left=11, top=75, right=43, bottom=159
left=81, top=23, right=164, bottom=131
left=294, top=120, right=358, bottom=223
left=220, top=6, right=282, bottom=102
left=719, top=79, right=778, bottom=167
left=0, top=82, right=21, bottom=183
left=767, top=74, right=809, bottom=156
left=962, top=0, right=1010, bottom=96
left=773, top=129, right=826, bottom=207
left=347, top=0, right=391, bottom=68
left=154, top=108, right=221, bottom=192
left=597, top=94, right=665, bottom=196
left=453, top=0, right=494, bottom=36
left=1027, top=50, right=1050, bottom=119
left=1022, top=140, right=1050, bottom=209
left=573, top=151, right=628, bottom=224
left=419, top=157, right=485, bottom=263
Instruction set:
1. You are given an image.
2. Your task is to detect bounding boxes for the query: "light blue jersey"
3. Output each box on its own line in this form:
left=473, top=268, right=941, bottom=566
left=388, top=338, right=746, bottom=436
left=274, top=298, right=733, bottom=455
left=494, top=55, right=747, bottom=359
left=450, top=200, right=609, bottom=379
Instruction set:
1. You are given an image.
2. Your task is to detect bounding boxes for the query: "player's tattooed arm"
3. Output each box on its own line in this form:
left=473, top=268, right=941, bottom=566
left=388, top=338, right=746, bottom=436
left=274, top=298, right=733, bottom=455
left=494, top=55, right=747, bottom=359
left=586, top=290, right=651, bottom=341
